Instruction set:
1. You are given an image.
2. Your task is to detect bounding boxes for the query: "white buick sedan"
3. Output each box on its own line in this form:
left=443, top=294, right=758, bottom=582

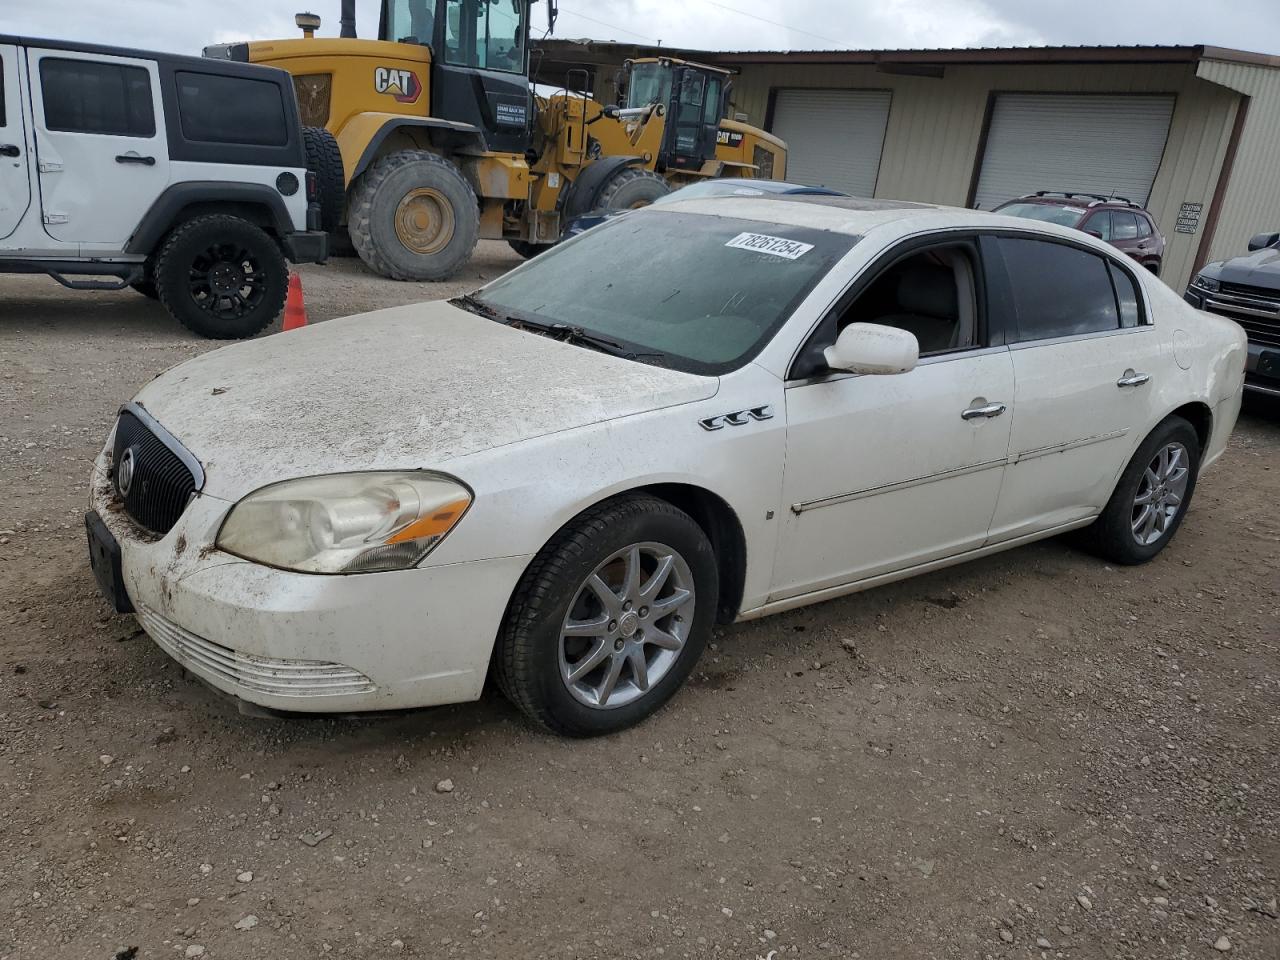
left=87, top=196, right=1247, bottom=736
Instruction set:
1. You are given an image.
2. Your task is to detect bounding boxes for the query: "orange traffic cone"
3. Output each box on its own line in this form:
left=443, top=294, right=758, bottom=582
left=282, top=273, right=308, bottom=331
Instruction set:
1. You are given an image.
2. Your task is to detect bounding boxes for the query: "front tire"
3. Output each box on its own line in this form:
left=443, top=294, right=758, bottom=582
left=153, top=215, right=288, bottom=340
left=1083, top=415, right=1201, bottom=564
left=348, top=150, right=479, bottom=281
left=494, top=495, right=718, bottom=737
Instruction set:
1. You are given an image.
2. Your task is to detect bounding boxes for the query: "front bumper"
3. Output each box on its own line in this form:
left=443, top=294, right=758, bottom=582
left=90, top=453, right=531, bottom=714
left=1185, top=288, right=1280, bottom=396
left=282, top=228, right=328, bottom=265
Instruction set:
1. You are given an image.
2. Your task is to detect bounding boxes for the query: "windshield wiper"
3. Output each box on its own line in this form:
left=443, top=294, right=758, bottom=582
left=450, top=292, right=500, bottom=318
left=507, top=317, right=665, bottom=362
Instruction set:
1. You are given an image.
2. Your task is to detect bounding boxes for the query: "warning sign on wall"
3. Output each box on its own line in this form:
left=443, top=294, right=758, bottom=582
left=1176, top=202, right=1203, bottom=235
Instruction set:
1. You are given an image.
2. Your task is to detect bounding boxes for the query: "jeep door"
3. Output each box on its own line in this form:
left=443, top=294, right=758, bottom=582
left=0, top=44, right=31, bottom=240
left=27, top=48, right=169, bottom=251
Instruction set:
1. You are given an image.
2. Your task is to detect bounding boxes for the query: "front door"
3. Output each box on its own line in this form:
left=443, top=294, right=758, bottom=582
left=27, top=48, right=168, bottom=247
left=664, top=68, right=721, bottom=171
left=0, top=44, right=31, bottom=239
left=770, top=238, right=1015, bottom=602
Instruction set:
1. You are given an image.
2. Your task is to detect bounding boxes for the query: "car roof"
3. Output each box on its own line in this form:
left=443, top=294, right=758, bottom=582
left=1000, top=194, right=1150, bottom=213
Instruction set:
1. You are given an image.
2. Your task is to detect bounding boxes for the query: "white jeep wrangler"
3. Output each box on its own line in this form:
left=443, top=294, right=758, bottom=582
left=0, top=34, right=331, bottom=338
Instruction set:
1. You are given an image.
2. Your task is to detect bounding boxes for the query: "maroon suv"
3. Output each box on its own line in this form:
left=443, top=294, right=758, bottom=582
left=993, top=192, right=1166, bottom=275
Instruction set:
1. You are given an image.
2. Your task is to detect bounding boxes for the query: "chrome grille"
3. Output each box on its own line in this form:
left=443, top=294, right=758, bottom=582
left=1203, top=286, right=1280, bottom=348
left=137, top=606, right=376, bottom=698
left=112, top=410, right=198, bottom=534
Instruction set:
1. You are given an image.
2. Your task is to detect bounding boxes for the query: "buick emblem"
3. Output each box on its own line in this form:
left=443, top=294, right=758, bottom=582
left=117, top=447, right=136, bottom=497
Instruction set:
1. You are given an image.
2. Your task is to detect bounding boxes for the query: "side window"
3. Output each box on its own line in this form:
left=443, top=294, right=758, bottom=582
left=836, top=245, right=978, bottom=355
left=1083, top=211, right=1112, bottom=240
left=997, top=237, right=1119, bottom=342
left=1, top=55, right=6, bottom=127
left=1109, top=261, right=1144, bottom=328
left=443, top=0, right=525, bottom=72
left=40, top=58, right=154, bottom=137
left=702, top=77, right=722, bottom=127
left=1112, top=211, right=1140, bottom=241
left=176, top=72, right=287, bottom=146
left=1135, top=215, right=1153, bottom=239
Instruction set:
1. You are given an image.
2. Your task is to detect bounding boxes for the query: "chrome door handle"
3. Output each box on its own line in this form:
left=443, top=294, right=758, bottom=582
left=961, top=401, right=1006, bottom=420
left=1117, top=370, right=1151, bottom=388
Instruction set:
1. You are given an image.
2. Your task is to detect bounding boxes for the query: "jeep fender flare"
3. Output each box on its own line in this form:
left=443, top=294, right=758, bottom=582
left=346, top=115, right=488, bottom=182
left=124, top=182, right=296, bottom=255
left=561, top=156, right=645, bottom=221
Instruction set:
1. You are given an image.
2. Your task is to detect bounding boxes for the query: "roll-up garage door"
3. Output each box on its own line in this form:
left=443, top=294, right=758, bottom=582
left=770, top=89, right=892, bottom=197
left=972, top=94, right=1175, bottom=211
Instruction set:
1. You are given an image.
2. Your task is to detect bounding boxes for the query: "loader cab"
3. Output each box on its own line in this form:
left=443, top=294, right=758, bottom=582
left=379, top=0, right=541, bottom=154
left=623, top=58, right=731, bottom=172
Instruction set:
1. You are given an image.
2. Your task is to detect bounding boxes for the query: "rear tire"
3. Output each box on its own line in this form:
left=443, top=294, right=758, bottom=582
left=302, top=126, right=346, bottom=234
left=348, top=150, right=479, bottom=281
left=1080, top=416, right=1201, bottom=565
left=154, top=215, right=288, bottom=340
left=494, top=495, right=718, bottom=737
left=594, top=167, right=671, bottom=212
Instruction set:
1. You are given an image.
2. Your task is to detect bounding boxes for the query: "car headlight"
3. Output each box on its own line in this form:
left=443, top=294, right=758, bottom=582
left=216, top=472, right=471, bottom=574
left=1192, top=274, right=1220, bottom=293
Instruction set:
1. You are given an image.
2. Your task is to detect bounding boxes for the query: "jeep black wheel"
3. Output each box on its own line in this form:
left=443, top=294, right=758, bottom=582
left=154, top=215, right=288, bottom=340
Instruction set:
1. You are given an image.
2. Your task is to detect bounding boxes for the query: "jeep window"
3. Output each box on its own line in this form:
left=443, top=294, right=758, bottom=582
left=40, top=58, right=154, bottom=137
left=996, top=201, right=1087, bottom=228
left=472, top=211, right=857, bottom=375
left=175, top=72, right=287, bottom=146
left=0, top=55, right=6, bottom=127
left=443, top=0, right=526, bottom=73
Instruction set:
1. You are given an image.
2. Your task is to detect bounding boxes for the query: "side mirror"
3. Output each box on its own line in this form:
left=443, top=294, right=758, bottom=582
left=823, top=323, right=919, bottom=375
left=1084, top=229, right=1104, bottom=240
left=1247, top=232, right=1279, bottom=252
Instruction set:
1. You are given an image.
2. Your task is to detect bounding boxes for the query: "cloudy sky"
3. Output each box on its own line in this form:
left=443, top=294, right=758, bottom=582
left=3, top=0, right=1280, bottom=56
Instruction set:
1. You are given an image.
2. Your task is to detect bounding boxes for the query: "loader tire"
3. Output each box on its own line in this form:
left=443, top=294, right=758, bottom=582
left=594, top=167, right=671, bottom=212
left=302, top=126, right=346, bottom=234
left=348, top=150, right=479, bottom=281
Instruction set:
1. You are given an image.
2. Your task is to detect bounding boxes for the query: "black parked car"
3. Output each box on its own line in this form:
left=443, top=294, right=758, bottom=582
left=1185, top=231, right=1280, bottom=398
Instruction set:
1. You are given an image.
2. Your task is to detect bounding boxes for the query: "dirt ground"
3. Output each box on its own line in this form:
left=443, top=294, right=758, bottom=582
left=1, top=246, right=1277, bottom=960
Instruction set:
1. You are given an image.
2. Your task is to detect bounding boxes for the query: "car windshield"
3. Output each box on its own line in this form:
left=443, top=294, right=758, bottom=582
left=996, top=202, right=1087, bottom=227
left=473, top=211, right=857, bottom=374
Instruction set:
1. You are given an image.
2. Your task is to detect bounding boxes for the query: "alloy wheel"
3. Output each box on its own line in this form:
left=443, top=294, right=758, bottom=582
left=559, top=542, right=696, bottom=709
left=1131, top=441, right=1190, bottom=546
left=188, top=243, right=267, bottom=321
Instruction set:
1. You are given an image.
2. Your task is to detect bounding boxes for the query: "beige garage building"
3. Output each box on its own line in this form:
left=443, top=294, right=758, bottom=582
left=535, top=41, right=1280, bottom=291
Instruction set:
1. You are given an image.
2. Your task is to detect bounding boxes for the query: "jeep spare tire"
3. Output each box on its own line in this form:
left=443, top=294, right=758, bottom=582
left=302, top=125, right=345, bottom=235
left=154, top=215, right=290, bottom=340
left=348, top=150, right=479, bottom=281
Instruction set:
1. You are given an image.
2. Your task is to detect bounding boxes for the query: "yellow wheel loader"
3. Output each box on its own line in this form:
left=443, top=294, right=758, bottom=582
left=204, top=1, right=787, bottom=281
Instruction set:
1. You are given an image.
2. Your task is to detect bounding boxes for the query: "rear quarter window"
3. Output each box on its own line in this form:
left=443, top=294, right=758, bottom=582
left=40, top=58, right=155, bottom=137
left=175, top=71, right=287, bottom=146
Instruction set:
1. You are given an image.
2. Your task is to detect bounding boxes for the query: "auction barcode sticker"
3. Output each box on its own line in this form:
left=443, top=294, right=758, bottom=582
left=724, top=232, right=814, bottom=260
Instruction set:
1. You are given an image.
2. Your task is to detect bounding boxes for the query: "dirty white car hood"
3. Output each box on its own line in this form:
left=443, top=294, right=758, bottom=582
left=132, top=301, right=718, bottom=501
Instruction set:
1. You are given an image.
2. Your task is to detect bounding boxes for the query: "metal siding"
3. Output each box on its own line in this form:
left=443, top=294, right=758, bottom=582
left=770, top=89, right=891, bottom=195
left=727, top=61, right=1236, bottom=289
left=972, top=94, right=1176, bottom=210
left=1195, top=59, right=1280, bottom=268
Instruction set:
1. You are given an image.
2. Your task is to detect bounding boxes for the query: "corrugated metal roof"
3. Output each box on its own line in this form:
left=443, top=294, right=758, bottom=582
left=534, top=39, right=1280, bottom=70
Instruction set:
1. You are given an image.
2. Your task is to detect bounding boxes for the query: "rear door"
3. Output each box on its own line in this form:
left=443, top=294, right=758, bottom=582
left=0, top=44, right=31, bottom=239
left=28, top=48, right=168, bottom=248
left=984, top=235, right=1165, bottom=541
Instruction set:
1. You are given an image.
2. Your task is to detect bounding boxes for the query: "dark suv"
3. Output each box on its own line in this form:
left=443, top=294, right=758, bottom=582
left=994, top=192, right=1165, bottom=275
left=1184, top=231, right=1280, bottom=399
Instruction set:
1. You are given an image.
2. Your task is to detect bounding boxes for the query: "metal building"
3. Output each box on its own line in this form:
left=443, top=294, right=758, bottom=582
left=534, top=41, right=1280, bottom=291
